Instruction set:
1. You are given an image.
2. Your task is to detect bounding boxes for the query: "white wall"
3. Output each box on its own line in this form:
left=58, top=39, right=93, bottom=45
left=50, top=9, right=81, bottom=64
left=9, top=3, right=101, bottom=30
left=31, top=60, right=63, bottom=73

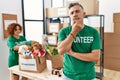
left=99, top=0, right=120, bottom=32
left=44, top=0, right=51, bottom=8
left=0, top=0, right=22, bottom=80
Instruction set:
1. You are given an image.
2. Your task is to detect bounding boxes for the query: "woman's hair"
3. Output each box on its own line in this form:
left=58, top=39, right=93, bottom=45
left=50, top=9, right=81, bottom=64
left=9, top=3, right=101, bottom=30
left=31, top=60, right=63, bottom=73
left=68, top=2, right=84, bottom=10
left=7, top=23, right=22, bottom=36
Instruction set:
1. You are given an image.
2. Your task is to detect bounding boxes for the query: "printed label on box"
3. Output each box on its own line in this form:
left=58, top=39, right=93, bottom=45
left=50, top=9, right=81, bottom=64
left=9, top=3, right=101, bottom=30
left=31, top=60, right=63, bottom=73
left=19, top=58, right=37, bottom=71
left=58, top=8, right=68, bottom=16
left=49, top=24, right=59, bottom=33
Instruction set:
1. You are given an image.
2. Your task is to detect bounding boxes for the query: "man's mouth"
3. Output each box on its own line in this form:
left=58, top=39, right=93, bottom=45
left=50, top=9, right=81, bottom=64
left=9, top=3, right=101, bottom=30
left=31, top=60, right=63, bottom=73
left=73, top=18, right=79, bottom=20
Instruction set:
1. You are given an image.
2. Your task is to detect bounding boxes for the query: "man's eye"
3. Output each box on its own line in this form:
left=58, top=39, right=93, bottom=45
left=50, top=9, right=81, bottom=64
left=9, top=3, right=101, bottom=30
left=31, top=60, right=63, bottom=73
left=70, top=12, right=73, bottom=15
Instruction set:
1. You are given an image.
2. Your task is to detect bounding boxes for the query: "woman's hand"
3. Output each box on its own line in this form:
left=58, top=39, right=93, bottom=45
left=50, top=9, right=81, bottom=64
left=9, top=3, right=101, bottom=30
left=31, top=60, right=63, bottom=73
left=13, top=46, right=19, bottom=51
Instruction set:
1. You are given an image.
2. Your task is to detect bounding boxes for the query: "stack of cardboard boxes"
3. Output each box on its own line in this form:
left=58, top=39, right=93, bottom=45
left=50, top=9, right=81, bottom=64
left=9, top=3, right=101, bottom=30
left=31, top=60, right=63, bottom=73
left=104, top=13, right=120, bottom=71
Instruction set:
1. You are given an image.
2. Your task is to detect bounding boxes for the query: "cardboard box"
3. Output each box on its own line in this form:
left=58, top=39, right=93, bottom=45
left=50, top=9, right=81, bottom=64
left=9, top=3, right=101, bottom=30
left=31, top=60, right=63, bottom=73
left=46, top=8, right=58, bottom=18
left=48, top=23, right=63, bottom=33
left=46, top=7, right=69, bottom=18
left=45, top=53, right=52, bottom=60
left=104, top=57, right=120, bottom=71
left=113, top=13, right=120, bottom=23
left=47, top=35, right=58, bottom=46
left=66, top=0, right=99, bottom=15
left=19, top=56, right=46, bottom=73
left=114, top=23, right=120, bottom=33
left=104, top=45, right=120, bottom=58
left=104, top=33, right=120, bottom=46
left=57, top=7, right=69, bottom=17
left=104, top=32, right=120, bottom=71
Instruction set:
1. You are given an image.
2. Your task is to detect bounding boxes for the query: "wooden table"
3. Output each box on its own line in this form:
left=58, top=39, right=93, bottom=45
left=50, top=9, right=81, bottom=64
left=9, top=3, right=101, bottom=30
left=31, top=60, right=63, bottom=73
left=8, top=60, right=62, bottom=80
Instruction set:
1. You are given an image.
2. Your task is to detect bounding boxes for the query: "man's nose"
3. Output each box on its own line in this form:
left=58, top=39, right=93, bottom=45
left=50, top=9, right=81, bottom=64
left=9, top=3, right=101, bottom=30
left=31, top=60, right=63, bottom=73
left=73, top=12, right=77, bottom=17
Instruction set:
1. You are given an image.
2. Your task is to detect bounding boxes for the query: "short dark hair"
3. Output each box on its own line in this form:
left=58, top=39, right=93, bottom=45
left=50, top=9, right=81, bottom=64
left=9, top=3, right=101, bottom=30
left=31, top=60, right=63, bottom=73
left=68, top=2, right=84, bottom=10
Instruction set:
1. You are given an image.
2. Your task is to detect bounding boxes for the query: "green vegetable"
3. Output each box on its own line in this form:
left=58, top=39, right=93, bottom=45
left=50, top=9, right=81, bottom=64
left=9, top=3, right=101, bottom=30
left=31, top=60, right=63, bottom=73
left=52, top=48, right=58, bottom=55
left=45, top=45, right=58, bottom=56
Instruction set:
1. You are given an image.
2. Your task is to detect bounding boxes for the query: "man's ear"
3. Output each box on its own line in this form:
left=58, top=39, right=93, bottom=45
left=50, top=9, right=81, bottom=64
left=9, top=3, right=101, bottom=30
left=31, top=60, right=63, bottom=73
left=83, top=12, right=86, bottom=17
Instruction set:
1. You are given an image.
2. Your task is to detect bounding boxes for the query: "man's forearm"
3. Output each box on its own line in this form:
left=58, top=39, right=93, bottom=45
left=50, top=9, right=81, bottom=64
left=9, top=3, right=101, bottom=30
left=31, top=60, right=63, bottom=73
left=68, top=49, right=100, bottom=62
left=57, top=33, right=75, bottom=54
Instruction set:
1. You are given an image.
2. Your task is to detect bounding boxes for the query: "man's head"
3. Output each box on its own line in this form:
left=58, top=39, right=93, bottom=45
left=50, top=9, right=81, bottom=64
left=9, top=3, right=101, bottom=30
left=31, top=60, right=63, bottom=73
left=68, top=2, right=84, bottom=10
left=68, top=2, right=85, bottom=24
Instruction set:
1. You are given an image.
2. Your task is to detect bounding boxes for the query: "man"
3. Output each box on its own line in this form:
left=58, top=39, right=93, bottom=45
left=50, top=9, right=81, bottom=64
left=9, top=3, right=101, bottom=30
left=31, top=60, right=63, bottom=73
left=57, top=2, right=102, bottom=80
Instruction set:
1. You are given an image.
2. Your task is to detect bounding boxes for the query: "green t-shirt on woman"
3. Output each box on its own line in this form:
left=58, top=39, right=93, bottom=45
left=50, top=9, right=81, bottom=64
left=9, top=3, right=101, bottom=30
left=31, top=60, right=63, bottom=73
left=58, top=25, right=102, bottom=80
left=7, top=36, right=26, bottom=67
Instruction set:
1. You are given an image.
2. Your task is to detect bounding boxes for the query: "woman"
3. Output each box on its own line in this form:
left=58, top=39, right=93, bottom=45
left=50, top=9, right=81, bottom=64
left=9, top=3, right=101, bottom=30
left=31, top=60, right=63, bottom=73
left=7, top=23, right=28, bottom=80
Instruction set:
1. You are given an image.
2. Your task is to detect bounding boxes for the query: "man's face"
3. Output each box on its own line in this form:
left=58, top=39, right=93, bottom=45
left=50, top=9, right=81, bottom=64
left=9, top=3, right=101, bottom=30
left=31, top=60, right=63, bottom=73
left=69, top=5, right=85, bottom=24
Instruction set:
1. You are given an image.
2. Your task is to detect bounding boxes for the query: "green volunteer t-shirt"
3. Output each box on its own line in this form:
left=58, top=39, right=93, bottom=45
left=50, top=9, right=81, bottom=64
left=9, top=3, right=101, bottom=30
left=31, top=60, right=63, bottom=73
left=7, top=36, right=26, bottom=67
left=58, top=25, right=102, bottom=80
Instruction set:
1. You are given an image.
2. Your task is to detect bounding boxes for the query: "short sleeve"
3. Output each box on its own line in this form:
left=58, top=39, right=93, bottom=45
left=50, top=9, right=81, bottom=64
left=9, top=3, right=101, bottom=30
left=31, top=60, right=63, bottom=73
left=7, top=37, right=16, bottom=49
left=91, top=30, right=102, bottom=50
left=58, top=28, right=67, bottom=42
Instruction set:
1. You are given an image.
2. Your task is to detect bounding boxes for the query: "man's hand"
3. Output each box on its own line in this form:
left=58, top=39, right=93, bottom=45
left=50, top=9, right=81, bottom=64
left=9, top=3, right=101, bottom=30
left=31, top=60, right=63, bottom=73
left=71, top=20, right=84, bottom=35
